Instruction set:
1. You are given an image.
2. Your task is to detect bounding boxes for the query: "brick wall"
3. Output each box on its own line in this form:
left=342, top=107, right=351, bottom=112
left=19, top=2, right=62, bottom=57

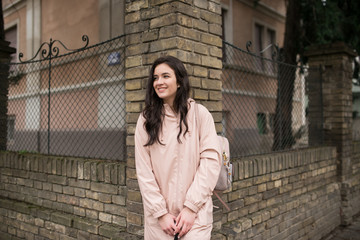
left=344, top=141, right=360, bottom=220
left=212, top=146, right=341, bottom=240
left=0, top=152, right=133, bottom=239
left=2, top=145, right=357, bottom=240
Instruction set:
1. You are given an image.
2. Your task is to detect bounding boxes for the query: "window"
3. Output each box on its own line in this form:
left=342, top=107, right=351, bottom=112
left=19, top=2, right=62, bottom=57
left=254, top=22, right=277, bottom=72
left=265, top=29, right=276, bottom=59
left=257, top=113, right=267, bottom=135
left=5, top=25, right=17, bottom=63
left=254, top=24, right=264, bottom=56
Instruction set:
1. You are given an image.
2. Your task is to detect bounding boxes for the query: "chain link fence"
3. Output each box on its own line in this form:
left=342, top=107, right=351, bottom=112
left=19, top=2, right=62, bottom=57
left=7, top=35, right=127, bottom=161
left=222, top=42, right=309, bottom=158
left=6, top=36, right=320, bottom=160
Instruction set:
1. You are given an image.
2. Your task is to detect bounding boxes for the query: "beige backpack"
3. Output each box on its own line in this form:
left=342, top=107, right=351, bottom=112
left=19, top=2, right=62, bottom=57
left=194, top=104, right=232, bottom=211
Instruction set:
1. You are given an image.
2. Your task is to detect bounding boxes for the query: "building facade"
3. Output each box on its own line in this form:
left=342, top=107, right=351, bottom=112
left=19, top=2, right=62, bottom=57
left=3, top=0, right=291, bottom=159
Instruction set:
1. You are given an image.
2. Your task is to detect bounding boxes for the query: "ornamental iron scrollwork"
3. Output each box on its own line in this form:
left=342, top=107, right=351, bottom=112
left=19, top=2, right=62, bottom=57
left=19, top=35, right=89, bottom=63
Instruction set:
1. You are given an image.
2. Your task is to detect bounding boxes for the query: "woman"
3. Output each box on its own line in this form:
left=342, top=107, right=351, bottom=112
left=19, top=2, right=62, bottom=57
left=135, top=56, right=221, bottom=239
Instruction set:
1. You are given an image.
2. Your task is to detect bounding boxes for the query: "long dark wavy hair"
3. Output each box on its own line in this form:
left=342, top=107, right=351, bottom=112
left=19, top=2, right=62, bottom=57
left=143, top=56, right=190, bottom=146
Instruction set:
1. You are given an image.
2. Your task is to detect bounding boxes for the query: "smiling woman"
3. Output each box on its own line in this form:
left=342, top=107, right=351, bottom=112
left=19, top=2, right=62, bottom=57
left=153, top=63, right=179, bottom=107
left=135, top=56, right=222, bottom=240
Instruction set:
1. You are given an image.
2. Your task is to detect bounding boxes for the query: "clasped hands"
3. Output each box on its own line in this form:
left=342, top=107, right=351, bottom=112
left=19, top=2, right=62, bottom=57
left=158, top=207, right=196, bottom=238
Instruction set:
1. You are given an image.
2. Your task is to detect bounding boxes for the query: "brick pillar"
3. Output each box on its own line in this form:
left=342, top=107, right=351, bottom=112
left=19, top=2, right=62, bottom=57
left=0, top=40, right=16, bottom=151
left=124, top=0, right=223, bottom=236
left=305, top=42, right=356, bottom=225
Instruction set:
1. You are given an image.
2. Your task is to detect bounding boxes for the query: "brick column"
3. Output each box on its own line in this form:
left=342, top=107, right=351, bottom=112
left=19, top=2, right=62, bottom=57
left=124, top=0, right=223, bottom=236
left=0, top=40, right=16, bottom=151
left=305, top=42, right=356, bottom=225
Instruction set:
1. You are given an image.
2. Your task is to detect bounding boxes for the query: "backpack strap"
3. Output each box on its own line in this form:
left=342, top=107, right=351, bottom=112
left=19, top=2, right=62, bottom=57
left=194, top=103, right=231, bottom=211
left=213, top=191, right=230, bottom=211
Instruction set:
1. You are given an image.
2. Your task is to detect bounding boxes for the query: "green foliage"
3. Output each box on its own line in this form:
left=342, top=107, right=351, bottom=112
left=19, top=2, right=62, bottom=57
left=301, top=0, right=360, bottom=56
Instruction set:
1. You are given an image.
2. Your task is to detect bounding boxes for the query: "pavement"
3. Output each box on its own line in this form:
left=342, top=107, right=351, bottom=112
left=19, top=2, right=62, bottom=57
left=324, top=215, right=360, bottom=240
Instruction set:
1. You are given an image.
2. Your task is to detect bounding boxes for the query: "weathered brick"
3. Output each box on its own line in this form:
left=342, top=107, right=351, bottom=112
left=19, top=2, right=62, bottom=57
left=209, top=1, right=221, bottom=14
left=196, top=20, right=210, bottom=33
left=39, top=228, right=60, bottom=239
left=85, top=209, right=98, bottom=219
left=104, top=204, right=127, bottom=217
left=44, top=221, right=66, bottom=234
left=150, top=13, right=176, bottom=28
left=51, top=212, right=73, bottom=227
left=178, top=38, right=194, bottom=51
left=90, top=182, right=118, bottom=195
left=73, top=217, right=100, bottom=234
left=113, top=215, right=127, bottom=226
left=126, top=43, right=149, bottom=57
left=99, top=224, right=125, bottom=238
left=127, top=212, right=143, bottom=226
left=74, top=206, right=85, bottom=217
left=150, top=38, right=178, bottom=52
left=194, top=0, right=207, bottom=9
left=200, top=9, right=221, bottom=24
left=125, top=66, right=149, bottom=80
left=126, top=20, right=149, bottom=34
left=159, top=25, right=177, bottom=39
left=177, top=26, right=201, bottom=41
left=228, top=210, right=239, bottom=222
left=193, top=88, right=208, bottom=100
left=20, top=222, right=38, bottom=234
left=177, top=14, right=193, bottom=28
left=209, top=46, right=222, bottom=58
left=126, top=56, right=142, bottom=69
left=57, top=194, right=79, bottom=205
left=68, top=179, right=90, bottom=189
left=77, top=161, right=84, bottom=179
left=202, top=79, right=221, bottom=90
left=193, top=42, right=209, bottom=55
left=193, top=66, right=208, bottom=77
left=127, top=190, right=142, bottom=202
left=209, top=23, right=222, bottom=36
left=125, top=11, right=140, bottom=24
left=126, top=0, right=149, bottom=12
left=143, top=29, right=159, bottom=42
left=126, top=89, right=147, bottom=101
left=201, top=55, right=222, bottom=69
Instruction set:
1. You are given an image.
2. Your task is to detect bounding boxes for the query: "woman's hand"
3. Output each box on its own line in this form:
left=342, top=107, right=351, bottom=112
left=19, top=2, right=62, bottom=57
left=158, top=213, right=177, bottom=236
left=175, top=207, right=197, bottom=238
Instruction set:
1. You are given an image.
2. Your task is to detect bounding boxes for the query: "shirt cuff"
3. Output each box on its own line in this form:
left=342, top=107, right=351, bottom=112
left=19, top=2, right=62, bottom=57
left=184, top=200, right=200, bottom=213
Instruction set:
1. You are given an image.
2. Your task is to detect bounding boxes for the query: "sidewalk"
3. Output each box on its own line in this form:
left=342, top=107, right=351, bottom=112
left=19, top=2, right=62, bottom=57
left=324, top=216, right=360, bottom=240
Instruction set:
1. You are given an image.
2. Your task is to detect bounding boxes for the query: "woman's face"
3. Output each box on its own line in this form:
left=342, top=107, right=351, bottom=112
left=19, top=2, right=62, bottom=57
left=153, top=63, right=178, bottom=106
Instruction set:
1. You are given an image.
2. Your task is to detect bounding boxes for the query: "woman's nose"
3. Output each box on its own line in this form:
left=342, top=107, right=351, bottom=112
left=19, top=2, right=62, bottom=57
left=156, top=77, right=164, bottom=84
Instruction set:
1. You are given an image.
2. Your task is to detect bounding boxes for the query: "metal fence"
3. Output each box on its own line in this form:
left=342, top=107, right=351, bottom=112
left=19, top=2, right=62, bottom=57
left=222, top=42, right=309, bottom=158
left=7, top=35, right=127, bottom=160
left=6, top=35, right=316, bottom=160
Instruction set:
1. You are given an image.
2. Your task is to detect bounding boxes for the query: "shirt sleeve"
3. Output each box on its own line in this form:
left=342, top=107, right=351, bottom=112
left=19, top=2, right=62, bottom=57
left=184, top=105, right=222, bottom=213
left=135, top=114, right=168, bottom=219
